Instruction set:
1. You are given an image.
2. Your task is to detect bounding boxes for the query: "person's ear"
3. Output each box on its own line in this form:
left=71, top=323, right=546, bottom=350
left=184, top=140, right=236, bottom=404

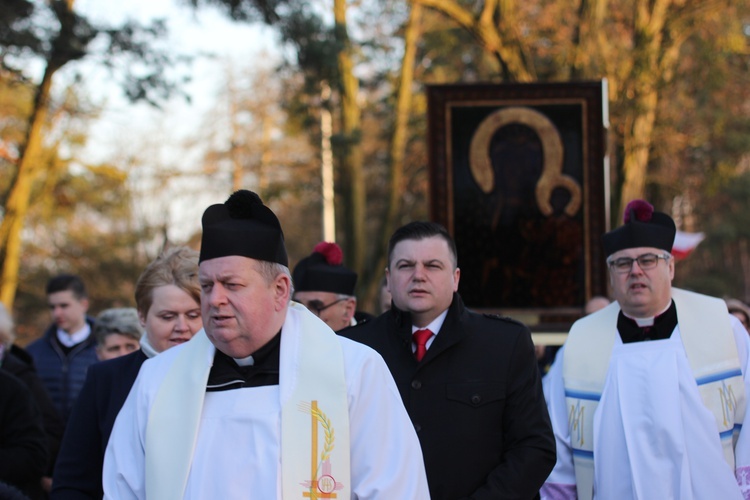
left=274, top=274, right=292, bottom=310
left=668, top=256, right=675, bottom=281
left=342, top=297, right=356, bottom=321
left=137, top=310, right=148, bottom=328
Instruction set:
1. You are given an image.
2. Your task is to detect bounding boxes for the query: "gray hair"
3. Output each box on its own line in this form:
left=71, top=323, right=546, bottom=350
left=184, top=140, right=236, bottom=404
left=94, top=307, right=144, bottom=346
left=256, top=261, right=294, bottom=301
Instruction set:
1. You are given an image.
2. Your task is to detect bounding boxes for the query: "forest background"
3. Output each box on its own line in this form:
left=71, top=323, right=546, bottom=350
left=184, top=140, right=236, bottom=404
left=2, top=0, right=750, bottom=343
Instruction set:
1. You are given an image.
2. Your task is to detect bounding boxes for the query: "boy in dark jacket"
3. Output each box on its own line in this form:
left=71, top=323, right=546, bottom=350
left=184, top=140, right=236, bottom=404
left=26, top=274, right=98, bottom=425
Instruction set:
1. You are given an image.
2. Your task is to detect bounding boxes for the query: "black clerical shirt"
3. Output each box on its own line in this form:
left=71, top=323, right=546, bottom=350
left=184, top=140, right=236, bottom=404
left=617, top=300, right=678, bottom=343
left=206, top=333, right=281, bottom=391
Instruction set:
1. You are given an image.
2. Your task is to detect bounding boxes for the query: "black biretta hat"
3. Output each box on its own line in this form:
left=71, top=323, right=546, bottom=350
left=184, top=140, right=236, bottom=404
left=292, top=242, right=357, bottom=295
left=602, top=199, right=676, bottom=257
left=199, top=190, right=288, bottom=266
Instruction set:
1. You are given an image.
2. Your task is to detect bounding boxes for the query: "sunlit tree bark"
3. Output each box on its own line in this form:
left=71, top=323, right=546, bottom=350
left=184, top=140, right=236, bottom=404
left=0, top=0, right=78, bottom=308
left=362, top=2, right=425, bottom=300
left=334, top=0, right=366, bottom=275
left=0, top=0, right=181, bottom=308
left=411, top=0, right=534, bottom=81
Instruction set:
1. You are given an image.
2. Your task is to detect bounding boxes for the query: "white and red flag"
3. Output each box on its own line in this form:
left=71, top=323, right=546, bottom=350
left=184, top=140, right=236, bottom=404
left=671, top=230, right=705, bottom=260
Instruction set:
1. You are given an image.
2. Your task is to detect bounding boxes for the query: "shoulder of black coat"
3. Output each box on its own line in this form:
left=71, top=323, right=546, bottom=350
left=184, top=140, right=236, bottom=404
left=481, top=312, right=527, bottom=328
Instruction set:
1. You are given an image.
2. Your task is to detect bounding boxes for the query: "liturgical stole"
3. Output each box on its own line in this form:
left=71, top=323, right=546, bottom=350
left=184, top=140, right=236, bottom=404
left=563, top=288, right=746, bottom=500
left=144, top=302, right=351, bottom=500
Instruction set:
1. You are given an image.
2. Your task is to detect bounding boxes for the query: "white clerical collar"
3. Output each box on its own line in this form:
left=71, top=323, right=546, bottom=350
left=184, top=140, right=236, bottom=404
left=412, top=309, right=449, bottom=337
left=234, top=354, right=255, bottom=366
left=622, top=302, right=672, bottom=328
left=56, top=322, right=91, bottom=348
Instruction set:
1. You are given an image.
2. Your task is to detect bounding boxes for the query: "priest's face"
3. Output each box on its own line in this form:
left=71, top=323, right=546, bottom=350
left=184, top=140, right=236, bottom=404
left=199, top=256, right=291, bottom=358
left=608, top=246, right=674, bottom=318
left=387, top=235, right=460, bottom=328
left=293, top=290, right=356, bottom=332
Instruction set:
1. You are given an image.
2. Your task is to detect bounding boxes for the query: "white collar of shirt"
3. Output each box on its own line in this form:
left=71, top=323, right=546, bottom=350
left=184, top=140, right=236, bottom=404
left=234, top=354, right=255, bottom=367
left=622, top=301, right=672, bottom=327
left=56, top=322, right=91, bottom=348
left=139, top=335, right=159, bottom=359
left=411, top=309, right=449, bottom=352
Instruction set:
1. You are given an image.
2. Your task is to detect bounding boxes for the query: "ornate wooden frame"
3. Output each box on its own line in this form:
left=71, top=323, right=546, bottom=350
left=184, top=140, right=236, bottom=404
left=427, top=81, right=609, bottom=331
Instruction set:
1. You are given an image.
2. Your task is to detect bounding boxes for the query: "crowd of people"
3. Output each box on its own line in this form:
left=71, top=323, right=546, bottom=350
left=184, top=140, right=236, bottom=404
left=1, top=191, right=749, bottom=499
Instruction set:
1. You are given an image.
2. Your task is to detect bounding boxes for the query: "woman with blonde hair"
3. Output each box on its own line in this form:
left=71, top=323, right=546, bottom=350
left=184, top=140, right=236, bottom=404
left=52, top=246, right=203, bottom=499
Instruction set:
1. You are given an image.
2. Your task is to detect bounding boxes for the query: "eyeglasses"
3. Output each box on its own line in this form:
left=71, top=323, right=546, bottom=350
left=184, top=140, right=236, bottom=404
left=607, top=253, right=670, bottom=274
left=300, top=298, right=347, bottom=316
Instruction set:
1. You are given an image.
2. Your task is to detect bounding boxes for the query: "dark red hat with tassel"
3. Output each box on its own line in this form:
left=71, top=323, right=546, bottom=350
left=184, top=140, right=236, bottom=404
left=602, top=199, right=676, bottom=256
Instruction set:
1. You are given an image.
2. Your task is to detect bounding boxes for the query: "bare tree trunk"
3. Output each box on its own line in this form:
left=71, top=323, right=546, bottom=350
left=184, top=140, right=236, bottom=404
left=320, top=83, right=336, bottom=242
left=386, top=2, right=422, bottom=239
left=619, top=89, right=658, bottom=210
left=334, top=0, right=366, bottom=275
left=740, top=239, right=750, bottom=303
left=569, top=0, right=610, bottom=79
left=0, top=0, right=81, bottom=308
left=258, top=111, right=272, bottom=194
left=617, top=0, right=672, bottom=216
left=0, top=60, right=61, bottom=308
left=363, top=2, right=425, bottom=303
left=411, top=0, right=534, bottom=81
left=228, top=71, right=244, bottom=192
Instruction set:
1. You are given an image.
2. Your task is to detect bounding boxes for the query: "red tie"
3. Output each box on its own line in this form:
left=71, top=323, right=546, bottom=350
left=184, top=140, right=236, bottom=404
left=413, top=328, right=433, bottom=362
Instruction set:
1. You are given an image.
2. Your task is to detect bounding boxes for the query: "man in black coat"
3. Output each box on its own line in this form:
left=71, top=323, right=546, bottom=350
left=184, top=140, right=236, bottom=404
left=341, top=221, right=555, bottom=499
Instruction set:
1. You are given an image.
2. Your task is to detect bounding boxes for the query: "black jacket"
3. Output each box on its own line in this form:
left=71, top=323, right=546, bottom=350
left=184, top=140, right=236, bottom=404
left=51, top=349, right=147, bottom=500
left=2, top=346, right=64, bottom=476
left=341, top=293, right=556, bottom=500
left=0, top=370, right=48, bottom=500
left=26, top=318, right=99, bottom=424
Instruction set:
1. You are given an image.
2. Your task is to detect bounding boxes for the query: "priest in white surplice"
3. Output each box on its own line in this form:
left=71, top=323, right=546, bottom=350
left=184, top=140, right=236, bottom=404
left=103, top=190, right=430, bottom=499
left=542, top=199, right=750, bottom=500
